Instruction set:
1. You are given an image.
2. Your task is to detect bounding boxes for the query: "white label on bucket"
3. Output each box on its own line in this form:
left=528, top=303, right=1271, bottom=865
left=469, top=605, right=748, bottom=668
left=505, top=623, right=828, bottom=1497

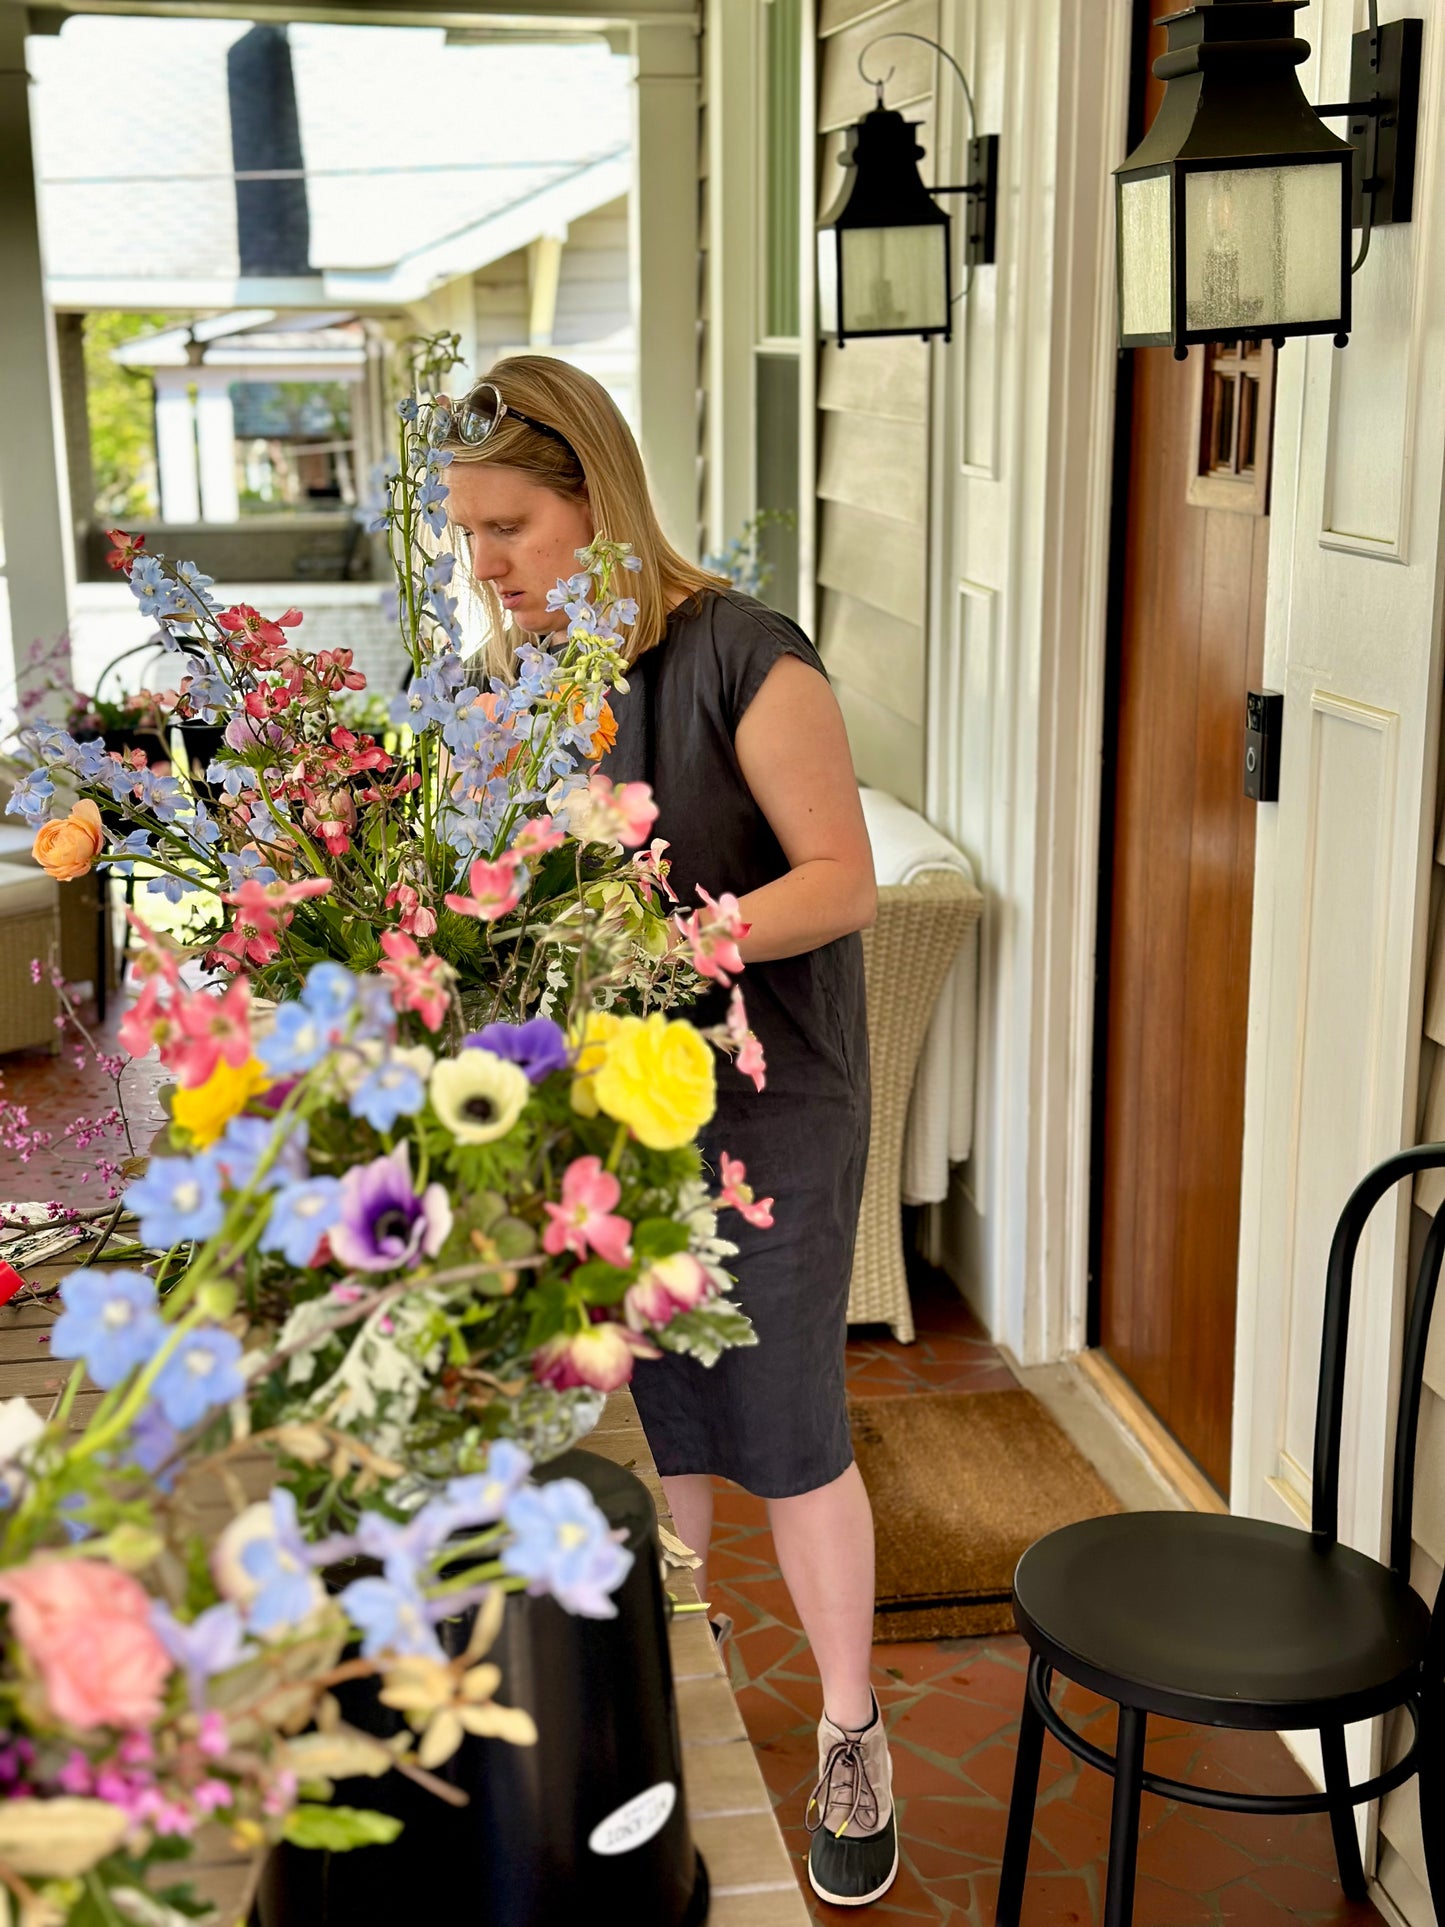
left=588, top=1781, right=678, bottom=1857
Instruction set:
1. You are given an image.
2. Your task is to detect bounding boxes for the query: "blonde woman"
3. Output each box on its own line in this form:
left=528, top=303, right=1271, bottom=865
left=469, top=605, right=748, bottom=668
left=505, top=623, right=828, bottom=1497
left=440, top=359, right=893, bottom=1909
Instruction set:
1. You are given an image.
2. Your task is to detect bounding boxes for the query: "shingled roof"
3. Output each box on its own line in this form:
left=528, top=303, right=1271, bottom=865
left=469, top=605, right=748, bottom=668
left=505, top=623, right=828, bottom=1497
left=31, top=17, right=631, bottom=307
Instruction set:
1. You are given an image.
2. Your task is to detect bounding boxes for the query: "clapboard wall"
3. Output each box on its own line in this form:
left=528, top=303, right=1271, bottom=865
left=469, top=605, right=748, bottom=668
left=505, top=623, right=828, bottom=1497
left=815, top=0, right=937, bottom=814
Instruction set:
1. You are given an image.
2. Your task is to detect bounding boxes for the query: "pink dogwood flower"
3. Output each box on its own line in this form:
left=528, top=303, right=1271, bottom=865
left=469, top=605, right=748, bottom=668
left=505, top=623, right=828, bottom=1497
left=717, top=1150, right=774, bottom=1229
left=675, top=885, right=750, bottom=986
left=443, top=852, right=525, bottom=922
left=542, top=1156, right=634, bottom=1268
left=171, top=979, right=253, bottom=1088
left=623, top=1252, right=714, bottom=1331
left=566, top=773, right=659, bottom=849
left=377, top=929, right=452, bottom=1032
left=385, top=881, right=438, bottom=939
left=726, top=985, right=767, bottom=1092
left=533, top=1319, right=659, bottom=1392
left=631, top=836, right=678, bottom=905
left=513, top=814, right=566, bottom=859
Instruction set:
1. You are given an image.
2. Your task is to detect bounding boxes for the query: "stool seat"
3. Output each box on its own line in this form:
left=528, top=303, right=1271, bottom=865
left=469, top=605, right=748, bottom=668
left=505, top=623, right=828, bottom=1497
left=1013, top=1511, right=1430, bottom=1728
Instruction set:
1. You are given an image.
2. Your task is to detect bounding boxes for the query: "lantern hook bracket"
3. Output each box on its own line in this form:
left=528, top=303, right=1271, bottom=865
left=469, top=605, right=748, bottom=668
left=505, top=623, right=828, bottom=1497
left=1314, top=9, right=1421, bottom=268
left=856, top=30, right=998, bottom=278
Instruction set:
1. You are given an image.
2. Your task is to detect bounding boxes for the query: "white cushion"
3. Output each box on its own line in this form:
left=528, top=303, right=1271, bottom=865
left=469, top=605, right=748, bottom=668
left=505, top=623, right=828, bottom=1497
left=0, top=862, right=59, bottom=916
left=0, top=824, right=38, bottom=866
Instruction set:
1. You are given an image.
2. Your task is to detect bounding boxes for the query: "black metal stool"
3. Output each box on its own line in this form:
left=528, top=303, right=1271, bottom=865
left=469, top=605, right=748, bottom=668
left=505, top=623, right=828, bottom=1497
left=997, top=1146, right=1445, bottom=1925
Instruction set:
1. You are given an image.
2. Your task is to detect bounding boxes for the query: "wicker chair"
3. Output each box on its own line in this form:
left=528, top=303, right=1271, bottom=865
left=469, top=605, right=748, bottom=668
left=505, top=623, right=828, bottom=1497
left=0, top=863, right=61, bottom=1055
left=848, top=871, right=983, bottom=1342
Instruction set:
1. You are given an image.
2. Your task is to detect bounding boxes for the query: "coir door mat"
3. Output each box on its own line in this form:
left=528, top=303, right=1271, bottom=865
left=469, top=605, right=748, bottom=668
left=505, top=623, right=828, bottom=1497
left=851, top=1388, right=1122, bottom=1642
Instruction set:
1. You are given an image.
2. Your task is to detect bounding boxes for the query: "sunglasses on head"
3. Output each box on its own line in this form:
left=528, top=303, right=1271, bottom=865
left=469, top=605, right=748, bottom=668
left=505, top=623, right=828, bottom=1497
left=431, top=383, right=575, bottom=458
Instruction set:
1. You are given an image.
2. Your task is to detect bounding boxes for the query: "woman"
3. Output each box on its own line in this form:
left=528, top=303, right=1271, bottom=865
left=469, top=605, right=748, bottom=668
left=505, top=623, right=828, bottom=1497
left=440, top=357, right=893, bottom=1909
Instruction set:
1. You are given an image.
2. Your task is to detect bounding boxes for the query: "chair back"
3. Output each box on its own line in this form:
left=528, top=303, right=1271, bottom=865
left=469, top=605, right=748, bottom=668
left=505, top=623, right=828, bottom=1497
left=1310, top=1145, right=1445, bottom=1610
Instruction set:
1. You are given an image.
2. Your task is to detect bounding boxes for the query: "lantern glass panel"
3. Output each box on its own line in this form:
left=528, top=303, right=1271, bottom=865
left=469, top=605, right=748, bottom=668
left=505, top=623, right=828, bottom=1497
left=817, top=230, right=840, bottom=336
left=1119, top=173, right=1173, bottom=339
left=1183, top=164, right=1343, bottom=332
left=838, top=224, right=948, bottom=335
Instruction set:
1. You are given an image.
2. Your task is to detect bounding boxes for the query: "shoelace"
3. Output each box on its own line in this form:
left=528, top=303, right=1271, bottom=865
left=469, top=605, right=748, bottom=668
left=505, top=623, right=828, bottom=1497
left=805, top=1734, right=880, bottom=1840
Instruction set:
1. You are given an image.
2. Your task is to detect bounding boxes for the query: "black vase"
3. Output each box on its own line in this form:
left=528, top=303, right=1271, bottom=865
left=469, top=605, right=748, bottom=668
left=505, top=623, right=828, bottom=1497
left=253, top=1449, right=708, bottom=1927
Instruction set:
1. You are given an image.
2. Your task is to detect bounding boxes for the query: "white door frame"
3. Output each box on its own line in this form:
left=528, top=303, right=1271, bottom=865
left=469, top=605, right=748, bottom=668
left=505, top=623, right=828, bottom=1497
left=999, top=0, right=1131, bottom=1368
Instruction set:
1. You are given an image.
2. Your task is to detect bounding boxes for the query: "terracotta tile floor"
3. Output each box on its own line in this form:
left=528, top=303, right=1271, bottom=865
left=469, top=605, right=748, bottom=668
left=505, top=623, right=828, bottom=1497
left=0, top=1028, right=1381, bottom=1924
left=708, top=1269, right=1380, bottom=1926
left=0, top=996, right=167, bottom=1216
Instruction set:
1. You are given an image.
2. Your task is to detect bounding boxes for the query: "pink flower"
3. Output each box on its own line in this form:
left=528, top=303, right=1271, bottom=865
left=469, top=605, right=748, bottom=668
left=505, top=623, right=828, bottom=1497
left=533, top=1320, right=659, bottom=1392
left=0, top=1559, right=172, bottom=1731
left=623, top=1252, right=714, bottom=1331
left=443, top=852, right=525, bottom=922
left=632, top=837, right=678, bottom=905
left=385, top=882, right=437, bottom=939
left=566, top=774, right=659, bottom=849
left=675, top=885, right=750, bottom=986
left=717, top=1150, right=774, bottom=1228
left=542, top=1156, right=634, bottom=1268
left=378, top=929, right=452, bottom=1032
left=171, top=979, right=253, bottom=1088
left=117, top=977, right=182, bottom=1066
left=726, top=986, right=767, bottom=1093
left=197, top=1712, right=228, bottom=1759
left=513, top=815, right=565, bottom=859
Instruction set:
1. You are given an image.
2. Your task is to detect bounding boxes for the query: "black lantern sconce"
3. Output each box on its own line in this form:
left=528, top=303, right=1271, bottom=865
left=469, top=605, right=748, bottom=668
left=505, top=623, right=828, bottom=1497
left=1116, top=0, right=1422, bottom=358
left=817, top=33, right=998, bottom=346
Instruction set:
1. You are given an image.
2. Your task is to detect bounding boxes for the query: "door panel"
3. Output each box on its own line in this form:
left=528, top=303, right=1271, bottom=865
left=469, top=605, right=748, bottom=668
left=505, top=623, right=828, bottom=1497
left=1097, top=334, right=1270, bottom=1492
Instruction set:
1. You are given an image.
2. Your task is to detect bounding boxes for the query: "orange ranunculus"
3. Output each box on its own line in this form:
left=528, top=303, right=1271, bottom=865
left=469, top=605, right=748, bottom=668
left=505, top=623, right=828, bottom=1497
left=32, top=800, right=104, bottom=882
left=589, top=700, right=618, bottom=760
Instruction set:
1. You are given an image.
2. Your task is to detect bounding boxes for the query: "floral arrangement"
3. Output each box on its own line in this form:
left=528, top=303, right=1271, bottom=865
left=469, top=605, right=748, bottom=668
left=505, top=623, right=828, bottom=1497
left=0, top=930, right=763, bottom=1920
left=117, top=926, right=760, bottom=1473
left=2, top=335, right=762, bottom=1076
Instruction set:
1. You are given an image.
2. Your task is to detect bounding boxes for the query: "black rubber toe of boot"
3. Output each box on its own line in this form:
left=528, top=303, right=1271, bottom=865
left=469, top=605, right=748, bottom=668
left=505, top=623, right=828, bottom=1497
left=807, top=1811, right=899, bottom=1908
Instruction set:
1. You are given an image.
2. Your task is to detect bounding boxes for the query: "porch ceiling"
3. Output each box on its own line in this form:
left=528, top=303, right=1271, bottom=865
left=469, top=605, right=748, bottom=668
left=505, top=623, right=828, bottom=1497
left=25, top=0, right=697, bottom=28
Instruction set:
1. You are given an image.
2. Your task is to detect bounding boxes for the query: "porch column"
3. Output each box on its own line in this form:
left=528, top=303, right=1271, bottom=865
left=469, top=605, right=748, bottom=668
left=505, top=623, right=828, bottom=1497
left=0, top=0, right=72, bottom=704
left=628, top=21, right=700, bottom=560
left=195, top=378, right=239, bottom=523
left=154, top=377, right=201, bottom=526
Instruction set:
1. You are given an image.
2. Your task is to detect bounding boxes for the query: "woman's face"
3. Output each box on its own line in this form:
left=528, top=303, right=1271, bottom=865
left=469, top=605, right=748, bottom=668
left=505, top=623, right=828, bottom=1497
left=445, top=462, right=594, bottom=635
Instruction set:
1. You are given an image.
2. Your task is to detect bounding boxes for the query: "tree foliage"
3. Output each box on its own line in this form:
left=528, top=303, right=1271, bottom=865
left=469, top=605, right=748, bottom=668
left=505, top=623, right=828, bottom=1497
left=82, top=310, right=176, bottom=520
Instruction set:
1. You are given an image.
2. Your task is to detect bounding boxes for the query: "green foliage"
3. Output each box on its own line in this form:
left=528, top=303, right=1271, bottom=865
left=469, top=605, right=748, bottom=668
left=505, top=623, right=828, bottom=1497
left=282, top=1805, right=406, bottom=1852
left=82, top=311, right=174, bottom=521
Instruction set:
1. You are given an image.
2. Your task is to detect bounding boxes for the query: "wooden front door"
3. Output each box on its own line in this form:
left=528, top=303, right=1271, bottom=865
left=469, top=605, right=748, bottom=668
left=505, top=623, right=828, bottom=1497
left=1092, top=6, right=1272, bottom=1495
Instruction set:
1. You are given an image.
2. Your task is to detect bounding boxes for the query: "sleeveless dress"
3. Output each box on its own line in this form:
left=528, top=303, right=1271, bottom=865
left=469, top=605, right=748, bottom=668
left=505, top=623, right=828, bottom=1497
left=601, top=589, right=870, bottom=1499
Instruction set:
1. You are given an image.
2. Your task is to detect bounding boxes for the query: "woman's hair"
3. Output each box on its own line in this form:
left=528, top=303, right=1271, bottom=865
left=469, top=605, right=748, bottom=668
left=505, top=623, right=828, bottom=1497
left=440, top=355, right=728, bottom=678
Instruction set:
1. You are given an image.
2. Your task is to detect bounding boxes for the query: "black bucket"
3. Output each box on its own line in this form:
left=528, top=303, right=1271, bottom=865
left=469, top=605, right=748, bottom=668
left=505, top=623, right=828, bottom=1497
left=253, top=1448, right=708, bottom=1926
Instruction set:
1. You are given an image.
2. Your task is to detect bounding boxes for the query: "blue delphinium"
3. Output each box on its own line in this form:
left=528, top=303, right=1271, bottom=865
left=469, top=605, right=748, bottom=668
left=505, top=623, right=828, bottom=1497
left=150, top=1600, right=250, bottom=1709
left=258, top=1176, right=343, bottom=1267
left=213, top=1113, right=308, bottom=1195
left=301, top=961, right=357, bottom=1028
left=441, top=1440, right=534, bottom=1528
left=239, top=1490, right=323, bottom=1634
left=341, top=1566, right=444, bottom=1660
left=256, top=1002, right=329, bottom=1078
left=151, top=1326, right=246, bottom=1429
left=501, top=1478, right=633, bottom=1618
left=49, top=1268, right=161, bottom=1389
left=349, top=1054, right=427, bottom=1133
left=126, top=1156, right=225, bottom=1249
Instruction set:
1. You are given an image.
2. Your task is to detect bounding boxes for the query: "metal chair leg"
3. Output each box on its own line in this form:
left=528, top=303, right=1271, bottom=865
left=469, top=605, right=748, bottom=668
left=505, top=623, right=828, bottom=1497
left=1419, top=1689, right=1445, bottom=1915
left=996, top=1653, right=1047, bottom=1926
left=1319, top=1722, right=1367, bottom=1901
left=1103, top=1704, right=1147, bottom=1927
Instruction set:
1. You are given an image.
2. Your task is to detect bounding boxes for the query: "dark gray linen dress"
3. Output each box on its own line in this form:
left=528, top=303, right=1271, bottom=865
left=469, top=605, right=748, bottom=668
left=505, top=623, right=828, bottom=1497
left=602, top=589, right=870, bottom=1498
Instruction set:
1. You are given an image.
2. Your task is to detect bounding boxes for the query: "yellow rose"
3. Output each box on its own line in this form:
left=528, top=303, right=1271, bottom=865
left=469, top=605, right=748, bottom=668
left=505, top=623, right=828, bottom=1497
left=569, top=1009, right=623, bottom=1118
left=592, top=1014, right=716, bottom=1150
left=172, top=1055, right=270, bottom=1148
left=32, top=800, right=104, bottom=882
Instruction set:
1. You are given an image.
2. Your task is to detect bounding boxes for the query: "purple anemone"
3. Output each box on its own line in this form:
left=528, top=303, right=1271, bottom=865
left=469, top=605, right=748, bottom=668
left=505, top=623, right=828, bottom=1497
left=462, top=1016, right=568, bottom=1084
left=329, top=1143, right=452, bottom=1273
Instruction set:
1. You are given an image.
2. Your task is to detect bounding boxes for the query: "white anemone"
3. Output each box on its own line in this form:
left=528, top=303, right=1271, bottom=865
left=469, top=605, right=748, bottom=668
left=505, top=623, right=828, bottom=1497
left=430, top=1050, right=530, bottom=1145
